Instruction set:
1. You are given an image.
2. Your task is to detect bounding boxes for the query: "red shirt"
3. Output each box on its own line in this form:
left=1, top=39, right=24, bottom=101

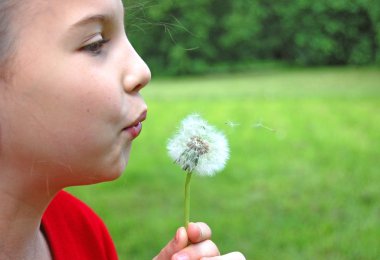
left=41, top=191, right=118, bottom=260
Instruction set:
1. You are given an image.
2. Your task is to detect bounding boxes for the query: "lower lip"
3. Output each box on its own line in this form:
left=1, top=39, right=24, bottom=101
left=123, top=122, right=142, bottom=139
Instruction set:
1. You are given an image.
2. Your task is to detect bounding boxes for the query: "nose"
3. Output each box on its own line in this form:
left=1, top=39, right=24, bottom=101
left=121, top=42, right=151, bottom=93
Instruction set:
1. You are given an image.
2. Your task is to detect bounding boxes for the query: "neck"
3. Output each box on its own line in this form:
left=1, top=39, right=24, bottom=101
left=0, top=165, right=58, bottom=260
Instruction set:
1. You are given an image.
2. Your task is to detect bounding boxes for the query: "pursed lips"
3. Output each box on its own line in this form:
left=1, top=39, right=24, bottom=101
left=122, top=110, right=147, bottom=138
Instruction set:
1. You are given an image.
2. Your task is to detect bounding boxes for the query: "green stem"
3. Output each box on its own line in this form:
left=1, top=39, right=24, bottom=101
left=184, top=171, right=192, bottom=229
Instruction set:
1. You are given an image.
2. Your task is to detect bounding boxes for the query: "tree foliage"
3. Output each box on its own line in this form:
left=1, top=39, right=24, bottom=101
left=124, top=0, right=380, bottom=75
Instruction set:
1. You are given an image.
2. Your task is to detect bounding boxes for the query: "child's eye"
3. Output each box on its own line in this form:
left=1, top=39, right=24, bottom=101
left=81, top=39, right=110, bottom=55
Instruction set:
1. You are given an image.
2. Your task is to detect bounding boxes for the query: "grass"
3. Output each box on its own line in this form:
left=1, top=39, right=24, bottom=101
left=68, top=66, right=380, bottom=259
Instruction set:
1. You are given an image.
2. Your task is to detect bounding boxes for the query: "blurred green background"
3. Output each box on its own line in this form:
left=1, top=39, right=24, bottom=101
left=123, top=0, right=380, bottom=76
left=69, top=0, right=380, bottom=259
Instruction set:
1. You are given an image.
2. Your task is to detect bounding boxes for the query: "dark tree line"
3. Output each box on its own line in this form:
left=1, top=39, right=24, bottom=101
left=124, top=0, right=380, bottom=75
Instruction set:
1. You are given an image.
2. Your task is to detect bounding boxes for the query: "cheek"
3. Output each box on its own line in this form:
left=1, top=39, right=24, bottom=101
left=7, top=71, right=127, bottom=179
left=48, top=85, right=124, bottom=158
left=41, top=64, right=122, bottom=128
left=47, top=79, right=130, bottom=180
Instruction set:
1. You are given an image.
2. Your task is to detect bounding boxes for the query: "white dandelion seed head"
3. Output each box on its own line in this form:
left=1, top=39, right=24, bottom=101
left=167, top=114, right=229, bottom=176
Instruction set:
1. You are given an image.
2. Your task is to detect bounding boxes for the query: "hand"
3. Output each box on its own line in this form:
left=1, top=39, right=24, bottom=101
left=153, top=222, right=245, bottom=260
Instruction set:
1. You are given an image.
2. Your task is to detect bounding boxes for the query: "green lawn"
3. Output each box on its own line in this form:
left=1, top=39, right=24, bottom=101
left=69, top=67, right=380, bottom=259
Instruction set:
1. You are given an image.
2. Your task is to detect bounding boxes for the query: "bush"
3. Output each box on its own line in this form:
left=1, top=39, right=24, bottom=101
left=124, top=0, right=380, bottom=75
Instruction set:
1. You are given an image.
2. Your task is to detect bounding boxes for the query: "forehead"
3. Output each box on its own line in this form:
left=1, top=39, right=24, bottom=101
left=17, top=0, right=123, bottom=29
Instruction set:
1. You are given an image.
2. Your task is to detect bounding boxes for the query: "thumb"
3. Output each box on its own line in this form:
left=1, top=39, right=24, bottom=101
left=154, top=227, right=188, bottom=260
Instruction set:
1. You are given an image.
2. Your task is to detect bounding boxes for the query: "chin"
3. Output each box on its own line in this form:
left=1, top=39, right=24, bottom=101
left=95, top=171, right=123, bottom=184
left=73, top=145, right=132, bottom=186
left=97, top=157, right=130, bottom=183
left=72, top=158, right=129, bottom=187
left=98, top=150, right=131, bottom=183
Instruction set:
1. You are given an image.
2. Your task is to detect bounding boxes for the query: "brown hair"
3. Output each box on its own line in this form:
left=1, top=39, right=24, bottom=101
left=0, top=0, right=18, bottom=80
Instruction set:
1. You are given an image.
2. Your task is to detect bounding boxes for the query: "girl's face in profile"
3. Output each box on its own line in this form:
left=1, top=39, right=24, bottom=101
left=1, top=0, right=151, bottom=186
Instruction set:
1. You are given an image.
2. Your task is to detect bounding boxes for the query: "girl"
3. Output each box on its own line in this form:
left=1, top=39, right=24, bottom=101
left=0, top=0, right=245, bottom=259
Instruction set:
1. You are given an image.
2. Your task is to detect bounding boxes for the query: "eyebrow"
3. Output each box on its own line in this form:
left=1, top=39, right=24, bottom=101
left=70, top=14, right=108, bottom=29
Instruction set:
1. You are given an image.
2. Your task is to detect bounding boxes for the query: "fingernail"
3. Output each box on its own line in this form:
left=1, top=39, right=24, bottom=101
left=198, top=225, right=204, bottom=240
left=175, top=227, right=186, bottom=243
left=175, top=228, right=181, bottom=243
left=174, top=253, right=189, bottom=260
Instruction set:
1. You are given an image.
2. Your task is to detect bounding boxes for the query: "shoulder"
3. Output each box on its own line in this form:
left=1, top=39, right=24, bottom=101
left=42, top=190, right=118, bottom=259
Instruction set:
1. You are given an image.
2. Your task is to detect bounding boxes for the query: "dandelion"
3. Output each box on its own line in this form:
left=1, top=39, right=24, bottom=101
left=167, top=114, right=229, bottom=228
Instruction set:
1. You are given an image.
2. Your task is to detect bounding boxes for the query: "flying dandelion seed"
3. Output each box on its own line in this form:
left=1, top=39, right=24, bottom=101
left=253, top=120, right=276, bottom=132
left=225, top=121, right=240, bottom=128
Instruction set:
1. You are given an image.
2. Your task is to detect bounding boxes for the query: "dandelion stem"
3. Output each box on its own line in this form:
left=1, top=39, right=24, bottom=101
left=184, top=171, right=192, bottom=229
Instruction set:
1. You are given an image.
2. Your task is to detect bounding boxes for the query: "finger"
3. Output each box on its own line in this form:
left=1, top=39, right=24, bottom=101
left=154, top=227, right=188, bottom=260
left=187, top=222, right=212, bottom=243
left=172, top=240, right=220, bottom=260
left=200, top=252, right=246, bottom=260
